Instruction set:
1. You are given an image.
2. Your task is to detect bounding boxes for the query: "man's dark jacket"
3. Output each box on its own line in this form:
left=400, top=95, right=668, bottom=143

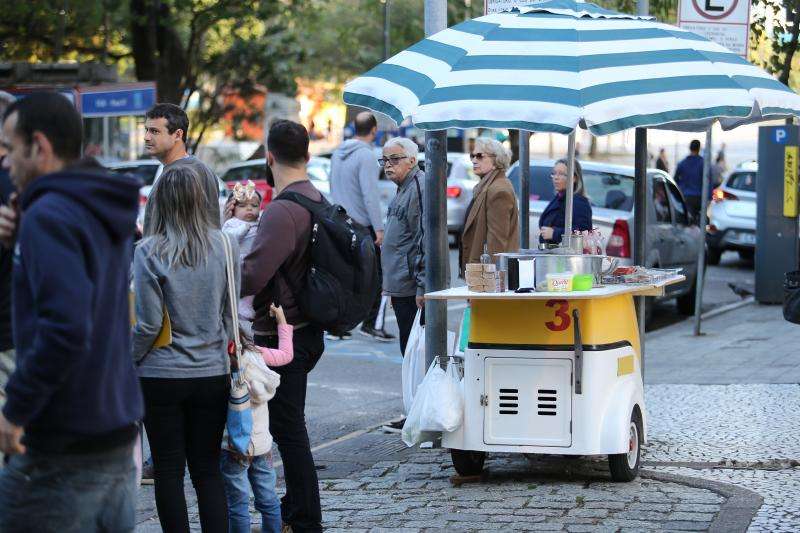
left=0, top=161, right=13, bottom=351
left=3, top=160, right=144, bottom=452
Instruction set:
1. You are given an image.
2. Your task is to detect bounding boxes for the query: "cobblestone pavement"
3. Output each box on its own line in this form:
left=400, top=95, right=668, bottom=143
left=645, top=383, right=800, bottom=532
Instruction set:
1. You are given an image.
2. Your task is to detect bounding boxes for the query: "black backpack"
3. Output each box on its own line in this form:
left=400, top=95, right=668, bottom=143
left=277, top=191, right=380, bottom=332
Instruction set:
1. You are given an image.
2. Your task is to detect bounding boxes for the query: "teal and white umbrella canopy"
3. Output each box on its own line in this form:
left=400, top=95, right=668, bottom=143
left=343, top=0, right=800, bottom=135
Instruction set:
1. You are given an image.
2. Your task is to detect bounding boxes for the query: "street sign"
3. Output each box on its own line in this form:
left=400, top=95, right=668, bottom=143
left=678, top=0, right=752, bottom=58
left=80, top=86, right=156, bottom=118
left=784, top=146, right=798, bottom=217
left=485, top=0, right=544, bottom=15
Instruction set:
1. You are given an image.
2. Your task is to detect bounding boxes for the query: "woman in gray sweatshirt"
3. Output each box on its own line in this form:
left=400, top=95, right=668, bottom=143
left=132, top=165, right=238, bottom=532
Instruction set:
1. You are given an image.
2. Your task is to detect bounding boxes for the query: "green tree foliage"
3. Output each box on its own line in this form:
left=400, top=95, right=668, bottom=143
left=0, top=0, right=303, bottom=148
left=751, top=0, right=800, bottom=88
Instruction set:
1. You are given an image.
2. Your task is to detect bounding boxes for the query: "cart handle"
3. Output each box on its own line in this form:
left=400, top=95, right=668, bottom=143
left=572, top=309, right=583, bottom=395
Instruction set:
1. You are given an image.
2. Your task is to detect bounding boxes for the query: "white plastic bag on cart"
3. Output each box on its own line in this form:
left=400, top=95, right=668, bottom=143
left=401, top=311, right=456, bottom=414
left=402, top=359, right=464, bottom=447
left=402, top=310, right=426, bottom=414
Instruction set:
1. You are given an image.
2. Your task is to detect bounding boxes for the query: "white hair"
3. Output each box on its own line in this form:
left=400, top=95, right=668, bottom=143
left=474, top=137, right=511, bottom=171
left=0, top=91, right=15, bottom=116
left=383, top=137, right=419, bottom=160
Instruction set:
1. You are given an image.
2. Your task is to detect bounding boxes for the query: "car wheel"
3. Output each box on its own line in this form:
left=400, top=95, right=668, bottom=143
left=706, top=246, right=722, bottom=266
left=608, top=410, right=642, bottom=482
left=450, top=449, right=486, bottom=476
left=738, top=249, right=754, bottom=262
left=676, top=274, right=698, bottom=316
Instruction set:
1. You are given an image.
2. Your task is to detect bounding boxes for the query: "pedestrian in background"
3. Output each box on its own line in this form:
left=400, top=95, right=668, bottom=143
left=329, top=112, right=394, bottom=342
left=0, top=92, right=143, bottom=531
left=459, top=138, right=520, bottom=274
left=712, top=151, right=727, bottom=187
left=675, top=139, right=705, bottom=218
left=656, top=148, right=669, bottom=173
left=143, top=103, right=221, bottom=234
left=380, top=137, right=425, bottom=357
left=242, top=120, right=324, bottom=532
left=539, top=159, right=593, bottom=245
left=133, top=166, right=236, bottom=533
left=0, top=91, right=16, bottom=452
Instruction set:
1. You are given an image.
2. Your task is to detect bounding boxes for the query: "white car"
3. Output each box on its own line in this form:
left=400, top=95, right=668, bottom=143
left=706, top=161, right=757, bottom=265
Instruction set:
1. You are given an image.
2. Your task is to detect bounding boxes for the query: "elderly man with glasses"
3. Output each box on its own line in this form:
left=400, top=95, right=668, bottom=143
left=380, top=138, right=426, bottom=356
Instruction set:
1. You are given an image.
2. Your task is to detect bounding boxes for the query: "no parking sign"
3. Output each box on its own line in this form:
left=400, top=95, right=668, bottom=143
left=678, top=0, right=752, bottom=58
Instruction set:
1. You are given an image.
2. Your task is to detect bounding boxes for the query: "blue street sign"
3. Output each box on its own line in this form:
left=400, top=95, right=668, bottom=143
left=81, top=87, right=156, bottom=117
left=775, top=128, right=789, bottom=145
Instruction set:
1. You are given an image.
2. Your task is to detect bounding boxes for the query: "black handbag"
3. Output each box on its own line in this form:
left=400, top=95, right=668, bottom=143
left=783, top=271, right=800, bottom=324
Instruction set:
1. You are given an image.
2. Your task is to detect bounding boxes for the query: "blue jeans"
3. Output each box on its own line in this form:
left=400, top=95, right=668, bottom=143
left=0, top=443, right=137, bottom=532
left=220, top=450, right=282, bottom=533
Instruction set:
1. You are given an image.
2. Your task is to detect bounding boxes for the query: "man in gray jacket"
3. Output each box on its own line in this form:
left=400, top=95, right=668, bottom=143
left=330, top=112, right=394, bottom=341
left=380, top=137, right=425, bottom=357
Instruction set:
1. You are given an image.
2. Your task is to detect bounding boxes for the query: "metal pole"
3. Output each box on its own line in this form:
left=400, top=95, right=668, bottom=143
left=103, top=116, right=110, bottom=158
left=637, top=0, right=649, bottom=16
left=383, top=0, right=391, bottom=61
left=424, top=0, right=448, bottom=370
left=519, top=130, right=531, bottom=248
left=693, top=127, right=713, bottom=336
left=634, top=128, right=648, bottom=377
left=564, top=131, right=576, bottom=247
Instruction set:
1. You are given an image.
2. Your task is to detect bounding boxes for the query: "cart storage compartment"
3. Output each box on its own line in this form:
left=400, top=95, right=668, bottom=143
left=483, top=357, right=572, bottom=447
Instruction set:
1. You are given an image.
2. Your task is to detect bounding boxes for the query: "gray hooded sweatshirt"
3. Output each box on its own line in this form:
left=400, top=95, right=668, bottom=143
left=330, top=139, right=384, bottom=231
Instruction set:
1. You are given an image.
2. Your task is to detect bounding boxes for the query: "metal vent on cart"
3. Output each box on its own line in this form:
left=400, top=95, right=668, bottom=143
left=537, top=389, right=557, bottom=416
left=498, top=388, right=519, bottom=415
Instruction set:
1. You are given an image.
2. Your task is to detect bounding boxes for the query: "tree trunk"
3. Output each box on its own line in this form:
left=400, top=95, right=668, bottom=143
left=780, top=0, right=800, bottom=86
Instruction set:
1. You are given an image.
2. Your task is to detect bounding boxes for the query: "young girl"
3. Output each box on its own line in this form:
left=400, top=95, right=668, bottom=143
left=221, top=303, right=293, bottom=533
left=223, top=180, right=262, bottom=322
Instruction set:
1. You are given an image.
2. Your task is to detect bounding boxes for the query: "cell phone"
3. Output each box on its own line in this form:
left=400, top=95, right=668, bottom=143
left=515, top=287, right=535, bottom=294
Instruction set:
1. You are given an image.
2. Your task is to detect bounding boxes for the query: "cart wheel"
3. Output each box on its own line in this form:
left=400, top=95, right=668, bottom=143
left=609, top=411, right=642, bottom=482
left=450, top=449, right=486, bottom=476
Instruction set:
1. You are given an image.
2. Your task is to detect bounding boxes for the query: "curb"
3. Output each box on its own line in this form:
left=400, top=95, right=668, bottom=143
left=641, top=469, right=763, bottom=533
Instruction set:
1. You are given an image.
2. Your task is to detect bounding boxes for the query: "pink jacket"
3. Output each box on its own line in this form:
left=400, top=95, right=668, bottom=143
left=257, top=324, right=294, bottom=367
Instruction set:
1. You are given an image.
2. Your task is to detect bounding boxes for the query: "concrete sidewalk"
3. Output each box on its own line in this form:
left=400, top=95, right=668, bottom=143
left=645, top=301, right=800, bottom=384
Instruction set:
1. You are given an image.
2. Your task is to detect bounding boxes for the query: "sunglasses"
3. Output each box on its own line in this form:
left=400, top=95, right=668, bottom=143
left=470, top=152, right=494, bottom=160
left=378, top=155, right=409, bottom=167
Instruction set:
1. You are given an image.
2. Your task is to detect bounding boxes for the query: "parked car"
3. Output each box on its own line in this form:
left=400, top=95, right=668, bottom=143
left=706, top=161, right=757, bottom=265
left=107, top=159, right=227, bottom=229
left=219, top=157, right=333, bottom=208
left=414, top=151, right=478, bottom=240
left=508, top=160, right=702, bottom=315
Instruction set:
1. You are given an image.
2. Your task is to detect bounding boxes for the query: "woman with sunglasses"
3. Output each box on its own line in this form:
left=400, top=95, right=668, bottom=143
left=538, top=158, right=592, bottom=245
left=459, top=137, right=520, bottom=276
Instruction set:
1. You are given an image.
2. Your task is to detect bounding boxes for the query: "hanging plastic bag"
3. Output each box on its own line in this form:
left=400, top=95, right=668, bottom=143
left=402, top=359, right=464, bottom=447
left=402, top=310, right=426, bottom=414
left=455, top=307, right=471, bottom=356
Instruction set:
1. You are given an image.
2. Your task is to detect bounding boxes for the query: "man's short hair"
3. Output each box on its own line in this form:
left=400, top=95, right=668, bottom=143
left=354, top=112, right=377, bottom=137
left=383, top=137, right=419, bottom=160
left=146, top=103, right=189, bottom=143
left=267, top=120, right=309, bottom=166
left=690, top=139, right=701, bottom=153
left=3, top=92, right=82, bottom=162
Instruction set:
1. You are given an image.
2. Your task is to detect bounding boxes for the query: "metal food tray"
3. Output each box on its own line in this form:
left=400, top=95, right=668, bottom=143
left=602, top=268, right=683, bottom=286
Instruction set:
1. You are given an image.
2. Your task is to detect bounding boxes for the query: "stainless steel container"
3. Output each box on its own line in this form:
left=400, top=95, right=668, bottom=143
left=497, top=250, right=617, bottom=290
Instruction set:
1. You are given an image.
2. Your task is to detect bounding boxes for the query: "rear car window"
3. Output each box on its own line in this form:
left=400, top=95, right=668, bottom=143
left=727, top=171, right=756, bottom=192
left=582, top=171, right=634, bottom=211
left=222, top=165, right=267, bottom=183
left=109, top=164, right=160, bottom=186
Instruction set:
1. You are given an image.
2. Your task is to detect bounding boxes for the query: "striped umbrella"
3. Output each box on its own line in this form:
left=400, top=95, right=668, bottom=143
left=343, top=0, right=800, bottom=135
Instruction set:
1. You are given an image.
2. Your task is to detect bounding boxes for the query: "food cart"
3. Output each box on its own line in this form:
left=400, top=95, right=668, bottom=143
left=426, top=275, right=682, bottom=481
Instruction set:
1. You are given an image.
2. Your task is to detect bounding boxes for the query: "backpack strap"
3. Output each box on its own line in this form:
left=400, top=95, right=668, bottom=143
left=275, top=189, right=330, bottom=216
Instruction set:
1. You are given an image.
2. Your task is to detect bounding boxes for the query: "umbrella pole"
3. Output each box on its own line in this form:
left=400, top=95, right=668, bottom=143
left=693, top=126, right=713, bottom=336
left=519, top=130, right=531, bottom=248
left=634, top=127, right=648, bottom=377
left=564, top=131, right=576, bottom=247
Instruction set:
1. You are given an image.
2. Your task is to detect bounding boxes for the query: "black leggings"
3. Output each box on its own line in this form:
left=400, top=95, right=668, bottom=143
left=141, top=375, right=230, bottom=533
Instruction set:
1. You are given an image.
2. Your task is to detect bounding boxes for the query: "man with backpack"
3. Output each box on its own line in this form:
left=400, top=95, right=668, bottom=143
left=241, top=120, right=325, bottom=532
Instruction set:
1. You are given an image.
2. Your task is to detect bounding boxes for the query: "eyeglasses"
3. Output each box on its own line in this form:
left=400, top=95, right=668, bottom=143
left=378, top=155, right=408, bottom=167
left=470, top=152, right=492, bottom=160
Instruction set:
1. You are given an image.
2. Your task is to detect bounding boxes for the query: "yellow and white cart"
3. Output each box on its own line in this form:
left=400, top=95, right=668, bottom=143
left=426, top=277, right=683, bottom=482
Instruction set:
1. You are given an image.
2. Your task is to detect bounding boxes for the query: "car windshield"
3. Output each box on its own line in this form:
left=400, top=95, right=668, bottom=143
left=222, top=165, right=266, bottom=183
left=508, top=165, right=635, bottom=211
left=109, top=164, right=160, bottom=186
left=727, top=171, right=756, bottom=192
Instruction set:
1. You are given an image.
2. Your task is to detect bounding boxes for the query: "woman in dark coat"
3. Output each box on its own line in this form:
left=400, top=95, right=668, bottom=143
left=539, top=158, right=593, bottom=245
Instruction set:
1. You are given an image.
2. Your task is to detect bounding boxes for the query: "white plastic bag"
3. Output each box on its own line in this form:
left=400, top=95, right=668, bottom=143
left=402, top=310, right=426, bottom=414
left=402, top=360, right=464, bottom=446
